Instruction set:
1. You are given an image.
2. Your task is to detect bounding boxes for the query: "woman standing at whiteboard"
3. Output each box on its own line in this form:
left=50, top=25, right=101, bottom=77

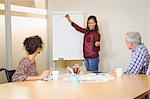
left=66, top=15, right=101, bottom=72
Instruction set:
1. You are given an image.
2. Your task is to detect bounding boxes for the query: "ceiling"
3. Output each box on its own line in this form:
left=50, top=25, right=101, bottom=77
left=0, top=0, right=46, bottom=8
left=0, top=0, right=147, bottom=8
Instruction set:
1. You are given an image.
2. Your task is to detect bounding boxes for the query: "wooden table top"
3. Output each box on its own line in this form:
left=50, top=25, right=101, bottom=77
left=0, top=74, right=150, bottom=99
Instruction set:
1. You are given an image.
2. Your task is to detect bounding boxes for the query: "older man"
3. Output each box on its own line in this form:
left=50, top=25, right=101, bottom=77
left=125, top=32, right=150, bottom=74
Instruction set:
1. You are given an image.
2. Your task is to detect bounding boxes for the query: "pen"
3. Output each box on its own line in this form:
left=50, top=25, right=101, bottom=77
left=67, top=66, right=74, bottom=74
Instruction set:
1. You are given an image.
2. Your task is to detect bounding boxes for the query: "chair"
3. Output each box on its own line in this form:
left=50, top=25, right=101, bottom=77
left=146, top=64, right=150, bottom=75
left=0, top=68, right=16, bottom=82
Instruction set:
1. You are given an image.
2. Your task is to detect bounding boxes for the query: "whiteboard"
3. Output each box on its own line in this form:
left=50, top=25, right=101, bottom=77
left=52, top=12, right=84, bottom=60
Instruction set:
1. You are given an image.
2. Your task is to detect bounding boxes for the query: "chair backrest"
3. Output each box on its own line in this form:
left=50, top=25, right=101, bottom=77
left=0, top=68, right=8, bottom=83
left=0, top=68, right=16, bottom=82
left=5, top=69, right=16, bottom=82
left=146, top=64, right=150, bottom=75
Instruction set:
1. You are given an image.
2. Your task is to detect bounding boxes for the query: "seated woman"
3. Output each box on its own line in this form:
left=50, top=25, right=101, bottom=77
left=12, top=35, right=49, bottom=82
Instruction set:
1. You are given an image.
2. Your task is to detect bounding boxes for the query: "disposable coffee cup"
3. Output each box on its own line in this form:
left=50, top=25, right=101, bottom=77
left=116, top=68, right=123, bottom=78
left=51, top=71, right=59, bottom=80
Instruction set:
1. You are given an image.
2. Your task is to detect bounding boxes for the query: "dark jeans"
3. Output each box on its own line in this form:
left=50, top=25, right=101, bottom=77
left=84, top=57, right=99, bottom=72
left=141, top=95, right=149, bottom=99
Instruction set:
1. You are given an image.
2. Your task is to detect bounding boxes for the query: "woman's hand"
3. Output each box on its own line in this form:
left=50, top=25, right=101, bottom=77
left=40, top=70, right=50, bottom=79
left=65, top=15, right=72, bottom=23
left=95, top=41, right=100, bottom=47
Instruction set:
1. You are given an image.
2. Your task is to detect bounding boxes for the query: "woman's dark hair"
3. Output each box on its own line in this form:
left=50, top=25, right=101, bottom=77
left=86, top=15, right=99, bottom=33
left=23, top=35, right=43, bottom=54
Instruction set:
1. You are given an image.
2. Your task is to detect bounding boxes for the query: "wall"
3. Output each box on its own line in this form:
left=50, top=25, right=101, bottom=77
left=0, top=4, right=48, bottom=74
left=0, top=15, right=7, bottom=83
left=48, top=0, right=148, bottom=72
left=0, top=15, right=6, bottom=69
left=1, top=0, right=149, bottom=74
left=0, top=3, right=48, bottom=83
left=12, top=16, right=48, bottom=73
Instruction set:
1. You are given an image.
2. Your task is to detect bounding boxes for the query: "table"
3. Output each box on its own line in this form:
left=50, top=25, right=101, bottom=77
left=0, top=74, right=150, bottom=99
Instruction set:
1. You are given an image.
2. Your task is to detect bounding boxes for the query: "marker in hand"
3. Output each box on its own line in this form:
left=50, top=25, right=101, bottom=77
left=65, top=14, right=69, bottom=18
left=65, top=14, right=72, bottom=23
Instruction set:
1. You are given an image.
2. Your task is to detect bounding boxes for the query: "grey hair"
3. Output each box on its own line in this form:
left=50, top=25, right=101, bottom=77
left=126, top=32, right=141, bottom=45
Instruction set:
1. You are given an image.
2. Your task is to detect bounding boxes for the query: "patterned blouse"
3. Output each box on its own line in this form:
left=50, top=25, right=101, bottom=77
left=12, top=57, right=38, bottom=82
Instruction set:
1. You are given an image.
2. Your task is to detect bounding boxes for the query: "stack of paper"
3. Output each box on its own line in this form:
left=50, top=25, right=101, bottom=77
left=63, top=73, right=114, bottom=83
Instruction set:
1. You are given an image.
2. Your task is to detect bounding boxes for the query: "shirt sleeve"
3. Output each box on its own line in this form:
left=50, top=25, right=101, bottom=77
left=125, top=51, right=146, bottom=74
left=93, top=33, right=101, bottom=52
left=71, top=22, right=86, bottom=33
left=94, top=33, right=101, bottom=42
left=12, top=61, right=29, bottom=82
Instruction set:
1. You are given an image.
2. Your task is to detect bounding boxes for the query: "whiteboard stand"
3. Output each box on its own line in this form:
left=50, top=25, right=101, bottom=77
left=52, top=60, right=56, bottom=70
left=52, top=59, right=85, bottom=71
left=81, top=60, right=87, bottom=71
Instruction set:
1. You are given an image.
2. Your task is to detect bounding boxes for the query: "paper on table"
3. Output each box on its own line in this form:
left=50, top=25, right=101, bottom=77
left=79, top=73, right=114, bottom=82
left=63, top=73, right=114, bottom=83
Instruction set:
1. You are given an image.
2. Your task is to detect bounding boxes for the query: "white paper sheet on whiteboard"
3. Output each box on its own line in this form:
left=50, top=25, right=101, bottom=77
left=52, top=11, right=84, bottom=60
